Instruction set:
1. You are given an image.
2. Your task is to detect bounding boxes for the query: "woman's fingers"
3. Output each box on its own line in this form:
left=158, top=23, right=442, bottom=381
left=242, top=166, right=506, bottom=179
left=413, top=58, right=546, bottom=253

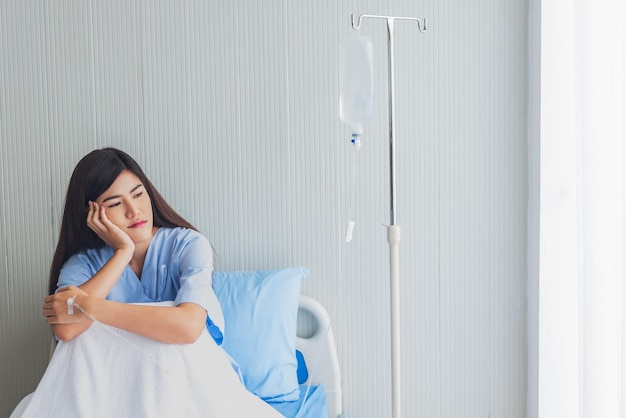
left=87, top=201, right=104, bottom=231
left=85, top=202, right=134, bottom=251
left=97, top=203, right=111, bottom=225
left=86, top=201, right=99, bottom=231
left=87, top=201, right=111, bottom=227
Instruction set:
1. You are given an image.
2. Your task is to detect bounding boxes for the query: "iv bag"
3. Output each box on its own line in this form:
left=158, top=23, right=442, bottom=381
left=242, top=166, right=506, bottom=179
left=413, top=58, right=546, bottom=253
left=339, top=35, right=374, bottom=136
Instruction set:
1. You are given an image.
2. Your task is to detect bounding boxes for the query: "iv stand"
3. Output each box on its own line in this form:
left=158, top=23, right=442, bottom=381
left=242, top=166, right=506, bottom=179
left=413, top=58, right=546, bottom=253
left=351, top=13, right=427, bottom=418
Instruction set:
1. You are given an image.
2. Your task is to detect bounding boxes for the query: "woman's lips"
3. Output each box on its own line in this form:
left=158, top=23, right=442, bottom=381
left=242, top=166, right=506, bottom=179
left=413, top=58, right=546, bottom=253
left=128, top=220, right=147, bottom=229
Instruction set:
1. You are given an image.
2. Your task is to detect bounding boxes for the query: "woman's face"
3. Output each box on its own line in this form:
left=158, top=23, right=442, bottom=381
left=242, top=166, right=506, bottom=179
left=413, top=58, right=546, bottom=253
left=95, top=169, right=155, bottom=245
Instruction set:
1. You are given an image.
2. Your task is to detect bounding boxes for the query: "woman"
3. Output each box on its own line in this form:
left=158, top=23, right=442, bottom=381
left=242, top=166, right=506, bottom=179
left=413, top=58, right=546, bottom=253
left=43, top=147, right=223, bottom=344
left=18, top=148, right=281, bottom=418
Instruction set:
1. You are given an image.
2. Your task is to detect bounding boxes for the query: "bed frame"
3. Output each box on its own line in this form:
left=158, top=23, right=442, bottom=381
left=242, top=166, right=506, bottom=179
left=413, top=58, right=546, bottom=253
left=296, top=295, right=343, bottom=418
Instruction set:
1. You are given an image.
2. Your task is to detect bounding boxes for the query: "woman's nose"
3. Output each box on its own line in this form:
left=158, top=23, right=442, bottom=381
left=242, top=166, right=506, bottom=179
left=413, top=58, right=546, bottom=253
left=126, top=201, right=140, bottom=218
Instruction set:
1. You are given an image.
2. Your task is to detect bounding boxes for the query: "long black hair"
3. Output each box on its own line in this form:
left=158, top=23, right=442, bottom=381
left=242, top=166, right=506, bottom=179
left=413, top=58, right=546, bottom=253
left=48, top=148, right=197, bottom=294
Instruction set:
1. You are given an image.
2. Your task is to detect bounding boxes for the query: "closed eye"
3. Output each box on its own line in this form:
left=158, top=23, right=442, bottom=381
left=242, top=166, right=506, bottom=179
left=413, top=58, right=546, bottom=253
left=133, top=191, right=144, bottom=199
left=107, top=201, right=122, bottom=208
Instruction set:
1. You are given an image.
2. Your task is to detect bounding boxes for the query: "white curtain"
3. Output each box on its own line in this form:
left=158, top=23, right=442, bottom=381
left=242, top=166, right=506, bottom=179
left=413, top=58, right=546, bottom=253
left=531, top=0, right=626, bottom=417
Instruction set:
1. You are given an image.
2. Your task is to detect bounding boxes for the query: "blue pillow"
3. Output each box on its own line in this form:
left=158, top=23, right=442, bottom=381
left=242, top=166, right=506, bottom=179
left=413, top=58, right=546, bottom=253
left=212, top=267, right=308, bottom=402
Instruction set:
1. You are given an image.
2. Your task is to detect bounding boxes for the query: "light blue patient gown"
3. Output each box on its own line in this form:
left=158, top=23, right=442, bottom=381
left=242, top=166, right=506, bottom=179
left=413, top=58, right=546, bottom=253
left=57, top=227, right=224, bottom=342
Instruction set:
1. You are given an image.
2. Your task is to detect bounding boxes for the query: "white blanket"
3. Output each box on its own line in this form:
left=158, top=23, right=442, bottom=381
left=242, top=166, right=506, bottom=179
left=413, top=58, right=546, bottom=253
left=15, top=322, right=282, bottom=418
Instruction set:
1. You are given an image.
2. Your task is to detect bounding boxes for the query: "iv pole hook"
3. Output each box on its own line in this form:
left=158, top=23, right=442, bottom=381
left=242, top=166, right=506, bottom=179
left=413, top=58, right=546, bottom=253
left=351, top=14, right=427, bottom=33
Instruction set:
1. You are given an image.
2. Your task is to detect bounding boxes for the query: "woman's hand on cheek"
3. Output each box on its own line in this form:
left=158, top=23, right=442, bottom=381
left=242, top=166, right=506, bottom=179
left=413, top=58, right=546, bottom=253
left=87, top=201, right=135, bottom=253
left=43, top=286, right=90, bottom=324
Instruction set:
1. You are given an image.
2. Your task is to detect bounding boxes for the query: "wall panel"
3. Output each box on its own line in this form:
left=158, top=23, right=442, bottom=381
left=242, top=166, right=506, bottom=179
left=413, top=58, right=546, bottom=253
left=1, top=1, right=58, bottom=410
left=0, top=1, right=528, bottom=417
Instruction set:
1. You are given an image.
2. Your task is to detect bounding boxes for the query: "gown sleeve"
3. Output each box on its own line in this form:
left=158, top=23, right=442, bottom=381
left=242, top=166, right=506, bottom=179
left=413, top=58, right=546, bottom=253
left=173, top=231, right=225, bottom=339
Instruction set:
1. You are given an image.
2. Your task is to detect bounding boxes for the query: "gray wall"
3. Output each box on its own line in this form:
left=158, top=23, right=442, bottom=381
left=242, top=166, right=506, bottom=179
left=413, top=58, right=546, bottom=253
left=0, top=1, right=528, bottom=417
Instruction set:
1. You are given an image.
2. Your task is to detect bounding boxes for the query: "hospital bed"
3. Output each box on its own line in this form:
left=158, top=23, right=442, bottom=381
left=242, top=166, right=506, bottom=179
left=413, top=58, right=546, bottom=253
left=11, top=268, right=342, bottom=418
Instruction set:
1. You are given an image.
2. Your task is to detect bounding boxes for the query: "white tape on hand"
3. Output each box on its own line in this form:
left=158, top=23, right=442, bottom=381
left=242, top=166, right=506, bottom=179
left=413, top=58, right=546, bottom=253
left=67, top=295, right=77, bottom=315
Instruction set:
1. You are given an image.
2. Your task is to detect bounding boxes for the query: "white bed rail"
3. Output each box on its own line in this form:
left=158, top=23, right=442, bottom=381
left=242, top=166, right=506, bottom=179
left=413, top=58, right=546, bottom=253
left=296, top=295, right=342, bottom=418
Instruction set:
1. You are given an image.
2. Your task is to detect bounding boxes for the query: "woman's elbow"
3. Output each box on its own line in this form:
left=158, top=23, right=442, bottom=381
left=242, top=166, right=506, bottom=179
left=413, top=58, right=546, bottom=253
left=173, top=322, right=205, bottom=344
left=173, top=303, right=207, bottom=344
left=52, top=324, right=83, bottom=342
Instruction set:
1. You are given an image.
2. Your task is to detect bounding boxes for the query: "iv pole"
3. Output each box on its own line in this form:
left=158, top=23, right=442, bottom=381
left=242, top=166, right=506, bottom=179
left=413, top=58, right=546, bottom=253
left=351, top=13, right=427, bottom=418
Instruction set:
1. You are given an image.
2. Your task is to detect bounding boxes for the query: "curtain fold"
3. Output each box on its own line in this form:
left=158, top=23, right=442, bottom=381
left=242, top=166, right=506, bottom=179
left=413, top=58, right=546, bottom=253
left=535, top=0, right=625, bottom=417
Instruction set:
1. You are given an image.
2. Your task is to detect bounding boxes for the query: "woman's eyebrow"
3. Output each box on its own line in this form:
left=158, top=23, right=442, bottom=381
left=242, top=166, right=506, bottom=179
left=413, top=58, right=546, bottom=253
left=101, top=184, right=143, bottom=203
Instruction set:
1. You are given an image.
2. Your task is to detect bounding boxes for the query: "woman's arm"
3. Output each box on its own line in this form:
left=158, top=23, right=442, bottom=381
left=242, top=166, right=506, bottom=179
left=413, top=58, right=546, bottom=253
left=46, top=202, right=135, bottom=339
left=44, top=286, right=207, bottom=344
left=78, top=202, right=135, bottom=298
left=48, top=249, right=132, bottom=339
left=75, top=248, right=133, bottom=298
